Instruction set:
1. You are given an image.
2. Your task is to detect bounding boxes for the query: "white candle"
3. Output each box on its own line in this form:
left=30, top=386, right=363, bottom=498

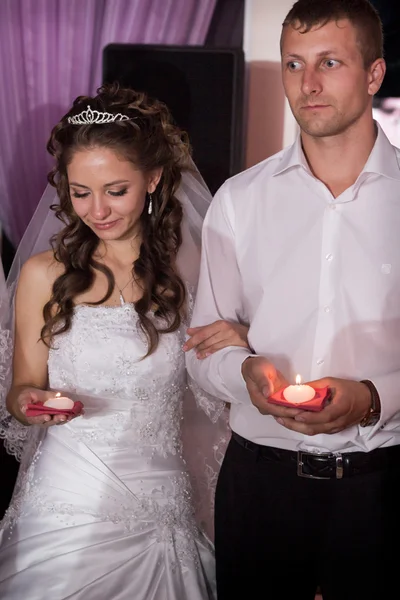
left=43, top=392, right=74, bottom=410
left=283, top=375, right=315, bottom=404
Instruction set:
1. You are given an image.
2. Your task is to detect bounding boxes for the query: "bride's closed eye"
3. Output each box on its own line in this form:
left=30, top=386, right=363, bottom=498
left=71, top=191, right=90, bottom=199
left=108, top=188, right=128, bottom=197
left=71, top=188, right=128, bottom=199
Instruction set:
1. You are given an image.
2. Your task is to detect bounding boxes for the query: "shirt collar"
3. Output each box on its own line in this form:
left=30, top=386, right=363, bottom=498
left=272, top=131, right=305, bottom=177
left=362, top=122, right=400, bottom=181
left=272, top=121, right=400, bottom=181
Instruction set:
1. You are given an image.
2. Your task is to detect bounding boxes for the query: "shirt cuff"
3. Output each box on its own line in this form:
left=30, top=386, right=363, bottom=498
left=217, top=348, right=254, bottom=405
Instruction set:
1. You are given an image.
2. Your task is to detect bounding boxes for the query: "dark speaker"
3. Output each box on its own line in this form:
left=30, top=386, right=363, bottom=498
left=102, top=44, right=245, bottom=195
left=0, top=230, right=15, bottom=277
left=370, top=0, right=400, bottom=97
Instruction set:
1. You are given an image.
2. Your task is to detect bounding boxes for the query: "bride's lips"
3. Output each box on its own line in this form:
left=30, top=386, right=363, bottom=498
left=91, top=219, right=121, bottom=230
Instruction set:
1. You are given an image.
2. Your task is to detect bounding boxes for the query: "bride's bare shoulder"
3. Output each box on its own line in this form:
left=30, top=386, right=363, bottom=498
left=18, top=250, right=64, bottom=293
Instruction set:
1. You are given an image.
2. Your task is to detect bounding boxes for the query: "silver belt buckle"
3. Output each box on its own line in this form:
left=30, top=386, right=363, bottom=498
left=297, top=451, right=343, bottom=479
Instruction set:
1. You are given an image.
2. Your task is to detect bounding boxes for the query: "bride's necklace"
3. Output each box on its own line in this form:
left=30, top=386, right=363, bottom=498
left=98, top=234, right=141, bottom=306
left=117, top=276, right=135, bottom=306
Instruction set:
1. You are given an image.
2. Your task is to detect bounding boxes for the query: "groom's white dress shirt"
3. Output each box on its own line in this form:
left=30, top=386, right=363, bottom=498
left=186, top=123, right=400, bottom=454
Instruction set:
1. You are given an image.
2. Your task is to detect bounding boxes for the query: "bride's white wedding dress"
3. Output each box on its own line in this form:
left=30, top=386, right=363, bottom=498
left=0, top=304, right=216, bottom=599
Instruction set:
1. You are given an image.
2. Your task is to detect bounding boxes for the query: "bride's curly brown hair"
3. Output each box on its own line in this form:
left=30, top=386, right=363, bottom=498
left=41, top=82, right=193, bottom=357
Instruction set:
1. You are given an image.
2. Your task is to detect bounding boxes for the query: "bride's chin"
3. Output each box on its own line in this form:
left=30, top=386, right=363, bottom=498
left=91, top=225, right=125, bottom=238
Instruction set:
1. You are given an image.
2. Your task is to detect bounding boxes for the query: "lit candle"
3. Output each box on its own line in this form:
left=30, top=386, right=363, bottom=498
left=283, top=375, right=316, bottom=404
left=43, top=392, right=74, bottom=410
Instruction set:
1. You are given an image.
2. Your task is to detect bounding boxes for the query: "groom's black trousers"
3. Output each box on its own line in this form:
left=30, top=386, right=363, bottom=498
left=215, top=432, right=400, bottom=600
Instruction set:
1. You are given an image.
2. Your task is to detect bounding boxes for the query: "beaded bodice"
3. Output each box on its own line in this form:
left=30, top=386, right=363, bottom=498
left=47, top=304, right=186, bottom=456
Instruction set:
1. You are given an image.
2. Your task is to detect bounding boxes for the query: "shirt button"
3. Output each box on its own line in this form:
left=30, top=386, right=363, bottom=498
left=329, top=204, right=336, bottom=210
left=316, top=358, right=324, bottom=365
left=325, top=253, right=334, bottom=261
left=324, top=306, right=331, bottom=313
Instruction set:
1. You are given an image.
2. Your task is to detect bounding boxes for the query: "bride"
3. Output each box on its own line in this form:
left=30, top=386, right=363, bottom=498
left=0, top=84, right=248, bottom=599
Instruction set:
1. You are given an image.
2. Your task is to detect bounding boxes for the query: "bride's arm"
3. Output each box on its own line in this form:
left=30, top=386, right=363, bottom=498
left=6, top=252, right=66, bottom=427
left=183, top=319, right=251, bottom=360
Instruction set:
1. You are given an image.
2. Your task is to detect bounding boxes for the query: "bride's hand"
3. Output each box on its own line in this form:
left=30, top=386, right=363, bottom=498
left=8, top=387, right=74, bottom=427
left=184, top=320, right=250, bottom=359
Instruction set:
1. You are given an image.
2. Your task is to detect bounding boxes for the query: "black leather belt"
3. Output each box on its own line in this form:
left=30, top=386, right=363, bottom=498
left=232, top=431, right=400, bottom=479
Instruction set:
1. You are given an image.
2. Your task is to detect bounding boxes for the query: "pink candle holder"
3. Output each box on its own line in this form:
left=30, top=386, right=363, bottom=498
left=26, top=396, right=84, bottom=417
left=268, top=386, right=330, bottom=412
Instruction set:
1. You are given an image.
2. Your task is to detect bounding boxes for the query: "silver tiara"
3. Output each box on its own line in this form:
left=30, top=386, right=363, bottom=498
left=67, top=105, right=130, bottom=125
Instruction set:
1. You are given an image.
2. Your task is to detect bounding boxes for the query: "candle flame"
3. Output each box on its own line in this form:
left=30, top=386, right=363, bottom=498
left=295, top=374, right=302, bottom=385
left=55, top=392, right=61, bottom=398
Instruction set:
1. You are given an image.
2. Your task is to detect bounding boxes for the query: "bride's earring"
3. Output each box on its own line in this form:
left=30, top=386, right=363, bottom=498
left=148, top=193, right=153, bottom=215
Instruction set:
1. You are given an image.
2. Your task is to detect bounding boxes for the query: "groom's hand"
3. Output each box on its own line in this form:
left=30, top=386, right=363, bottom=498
left=275, top=377, right=372, bottom=435
left=241, top=357, right=302, bottom=418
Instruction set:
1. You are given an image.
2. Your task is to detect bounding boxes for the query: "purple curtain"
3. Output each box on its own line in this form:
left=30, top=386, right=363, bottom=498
left=0, top=0, right=217, bottom=246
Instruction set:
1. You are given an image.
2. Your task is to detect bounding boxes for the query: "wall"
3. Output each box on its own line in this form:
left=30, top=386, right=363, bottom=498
left=243, top=0, right=298, bottom=168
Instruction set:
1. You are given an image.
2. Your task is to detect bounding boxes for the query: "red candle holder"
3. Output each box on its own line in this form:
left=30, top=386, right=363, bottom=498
left=268, top=386, right=330, bottom=412
left=25, top=401, right=84, bottom=418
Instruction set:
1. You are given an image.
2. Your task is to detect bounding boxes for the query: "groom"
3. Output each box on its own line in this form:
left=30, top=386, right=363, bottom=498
left=186, top=0, right=400, bottom=598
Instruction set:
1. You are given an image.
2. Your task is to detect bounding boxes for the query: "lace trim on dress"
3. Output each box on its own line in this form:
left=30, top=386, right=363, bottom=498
left=0, top=324, right=31, bottom=460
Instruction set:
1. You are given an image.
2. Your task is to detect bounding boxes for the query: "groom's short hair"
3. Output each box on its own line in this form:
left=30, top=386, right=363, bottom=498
left=281, top=0, right=383, bottom=69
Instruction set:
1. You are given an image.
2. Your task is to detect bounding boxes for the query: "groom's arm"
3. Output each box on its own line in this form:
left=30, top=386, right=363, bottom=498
left=185, top=183, right=253, bottom=405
